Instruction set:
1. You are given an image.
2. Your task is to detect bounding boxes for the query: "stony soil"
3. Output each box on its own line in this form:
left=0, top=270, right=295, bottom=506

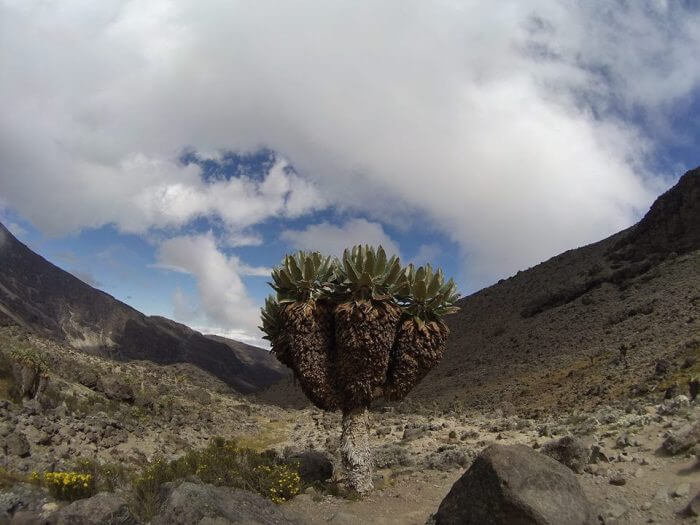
left=1, top=325, right=698, bottom=524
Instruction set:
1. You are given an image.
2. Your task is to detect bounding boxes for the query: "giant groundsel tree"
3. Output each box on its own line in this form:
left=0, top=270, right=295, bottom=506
left=260, top=246, right=459, bottom=493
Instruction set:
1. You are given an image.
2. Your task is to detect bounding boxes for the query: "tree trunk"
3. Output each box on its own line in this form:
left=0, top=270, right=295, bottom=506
left=340, top=407, right=373, bottom=494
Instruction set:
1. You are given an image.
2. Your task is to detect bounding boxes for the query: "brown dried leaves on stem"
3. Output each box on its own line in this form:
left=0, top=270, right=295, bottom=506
left=385, top=319, right=449, bottom=400
left=283, top=300, right=340, bottom=411
left=335, top=300, right=401, bottom=408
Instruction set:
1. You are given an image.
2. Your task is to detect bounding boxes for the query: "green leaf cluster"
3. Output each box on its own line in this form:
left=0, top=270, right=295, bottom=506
left=336, top=245, right=403, bottom=301
left=260, top=245, right=460, bottom=345
left=269, top=251, right=335, bottom=303
left=395, top=263, right=460, bottom=325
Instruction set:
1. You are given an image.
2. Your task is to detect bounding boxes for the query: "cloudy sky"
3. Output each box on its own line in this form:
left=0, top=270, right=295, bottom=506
left=1, top=1, right=699, bottom=344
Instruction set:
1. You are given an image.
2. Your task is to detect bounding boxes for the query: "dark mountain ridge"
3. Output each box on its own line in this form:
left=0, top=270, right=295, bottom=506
left=0, top=224, right=286, bottom=392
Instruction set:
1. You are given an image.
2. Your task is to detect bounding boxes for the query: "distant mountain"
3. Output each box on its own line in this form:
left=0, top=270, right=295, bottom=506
left=0, top=224, right=286, bottom=393
left=260, top=168, right=700, bottom=413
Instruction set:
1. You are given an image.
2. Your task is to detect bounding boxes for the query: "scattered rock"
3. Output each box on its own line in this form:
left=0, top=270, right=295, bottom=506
left=673, top=483, right=690, bottom=498
left=661, top=422, right=699, bottom=455
left=97, top=375, right=134, bottom=403
left=653, top=488, right=668, bottom=502
left=684, top=492, right=700, bottom=517
left=434, top=444, right=595, bottom=525
left=47, top=492, right=138, bottom=525
left=5, top=432, right=30, bottom=457
left=608, top=474, right=626, bottom=486
left=75, top=367, right=99, bottom=389
left=152, top=482, right=301, bottom=525
left=657, top=395, right=690, bottom=416
left=654, top=359, right=670, bottom=377
left=589, top=444, right=610, bottom=464
left=541, top=435, right=589, bottom=473
left=0, top=484, right=48, bottom=522
left=615, top=433, right=632, bottom=449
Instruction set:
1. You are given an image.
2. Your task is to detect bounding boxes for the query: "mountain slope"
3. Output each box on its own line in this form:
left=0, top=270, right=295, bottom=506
left=259, top=168, right=700, bottom=412
left=0, top=224, right=286, bottom=392
left=409, top=167, right=700, bottom=413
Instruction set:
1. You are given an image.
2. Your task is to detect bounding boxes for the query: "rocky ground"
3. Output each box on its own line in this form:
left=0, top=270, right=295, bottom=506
left=1, top=323, right=698, bottom=524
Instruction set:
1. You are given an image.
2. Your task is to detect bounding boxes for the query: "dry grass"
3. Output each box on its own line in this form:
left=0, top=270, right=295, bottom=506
left=234, top=418, right=291, bottom=451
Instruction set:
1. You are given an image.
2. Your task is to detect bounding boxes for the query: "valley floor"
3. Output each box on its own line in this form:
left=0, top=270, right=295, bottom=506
left=1, top=325, right=698, bottom=524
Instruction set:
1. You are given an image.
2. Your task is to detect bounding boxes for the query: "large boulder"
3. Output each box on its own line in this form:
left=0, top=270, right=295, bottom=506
left=0, top=483, right=49, bottom=522
left=47, top=492, right=138, bottom=525
left=434, top=444, right=595, bottom=525
left=662, top=422, right=699, bottom=455
left=4, top=431, right=30, bottom=457
left=97, top=374, right=134, bottom=403
left=152, top=482, right=301, bottom=525
left=287, top=450, right=333, bottom=484
left=540, top=435, right=589, bottom=473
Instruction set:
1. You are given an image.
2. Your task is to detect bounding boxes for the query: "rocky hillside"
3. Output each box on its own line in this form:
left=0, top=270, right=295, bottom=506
left=0, top=223, right=286, bottom=393
left=410, top=167, right=699, bottom=414
left=0, top=324, right=697, bottom=524
left=260, top=167, right=700, bottom=413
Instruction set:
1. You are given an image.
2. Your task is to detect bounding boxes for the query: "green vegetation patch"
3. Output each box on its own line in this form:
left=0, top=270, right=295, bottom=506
left=131, top=437, right=301, bottom=520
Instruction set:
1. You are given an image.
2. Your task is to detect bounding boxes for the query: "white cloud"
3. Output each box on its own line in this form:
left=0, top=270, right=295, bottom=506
left=410, top=244, right=442, bottom=267
left=223, top=231, right=264, bottom=248
left=1, top=1, right=699, bottom=288
left=155, top=232, right=261, bottom=339
left=281, top=218, right=400, bottom=258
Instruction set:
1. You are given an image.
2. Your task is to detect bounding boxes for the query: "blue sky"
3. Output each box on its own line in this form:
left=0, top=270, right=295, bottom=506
left=1, top=1, right=699, bottom=344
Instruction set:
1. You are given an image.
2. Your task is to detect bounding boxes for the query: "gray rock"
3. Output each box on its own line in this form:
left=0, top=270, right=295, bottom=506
left=609, top=474, right=626, bottom=486
left=5, top=432, right=30, bottom=457
left=589, top=444, right=610, bottom=464
left=661, top=422, right=699, bottom=455
left=657, top=395, right=690, bottom=416
left=47, top=492, right=138, bottom=525
left=541, top=435, right=589, bottom=473
left=152, top=482, right=301, bottom=525
left=97, top=375, right=134, bottom=403
left=685, top=492, right=700, bottom=517
left=286, top=450, right=333, bottom=484
left=0, top=483, right=48, bottom=521
left=673, top=483, right=690, bottom=498
left=434, top=444, right=595, bottom=525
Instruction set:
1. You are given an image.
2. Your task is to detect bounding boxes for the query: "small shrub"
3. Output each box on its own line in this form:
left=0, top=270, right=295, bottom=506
left=131, top=458, right=174, bottom=520
left=8, top=347, right=49, bottom=373
left=32, top=471, right=95, bottom=501
left=250, top=463, right=300, bottom=503
left=130, top=438, right=301, bottom=520
left=74, top=458, right=129, bottom=492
